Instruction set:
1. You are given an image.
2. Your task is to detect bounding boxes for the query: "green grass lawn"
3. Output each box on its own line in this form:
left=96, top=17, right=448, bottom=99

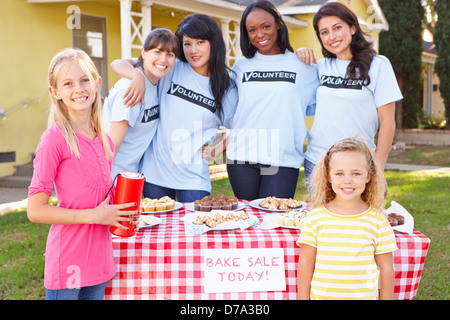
left=388, top=145, right=450, bottom=167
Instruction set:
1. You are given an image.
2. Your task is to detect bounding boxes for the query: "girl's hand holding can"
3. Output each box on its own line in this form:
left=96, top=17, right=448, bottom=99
left=94, top=196, right=139, bottom=230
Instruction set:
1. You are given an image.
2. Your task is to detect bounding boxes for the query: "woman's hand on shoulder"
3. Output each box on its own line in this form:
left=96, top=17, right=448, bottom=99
left=123, top=72, right=145, bottom=107
left=296, top=48, right=317, bottom=65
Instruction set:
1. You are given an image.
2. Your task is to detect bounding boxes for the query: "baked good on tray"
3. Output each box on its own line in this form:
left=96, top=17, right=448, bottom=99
left=194, top=195, right=239, bottom=211
left=388, top=213, right=404, bottom=226
left=141, top=196, right=175, bottom=212
left=192, top=210, right=250, bottom=228
left=277, top=208, right=309, bottom=228
left=259, top=196, right=303, bottom=210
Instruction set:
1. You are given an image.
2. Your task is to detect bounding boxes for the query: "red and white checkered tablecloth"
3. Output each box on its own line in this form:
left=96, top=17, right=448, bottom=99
left=104, top=200, right=430, bottom=300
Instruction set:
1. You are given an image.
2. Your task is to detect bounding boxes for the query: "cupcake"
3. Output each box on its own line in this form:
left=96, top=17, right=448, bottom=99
left=277, top=213, right=285, bottom=226
left=295, top=218, right=302, bottom=228
left=284, top=217, right=294, bottom=226
left=165, top=199, right=175, bottom=210
left=211, top=201, right=222, bottom=210
left=194, top=200, right=201, bottom=211
left=200, top=200, right=212, bottom=212
left=159, top=196, right=171, bottom=203
left=221, top=199, right=232, bottom=210
left=229, top=196, right=238, bottom=209
left=155, top=202, right=166, bottom=211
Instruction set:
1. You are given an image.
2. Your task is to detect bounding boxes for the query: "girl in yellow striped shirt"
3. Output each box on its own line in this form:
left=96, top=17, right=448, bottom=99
left=297, top=138, right=397, bottom=300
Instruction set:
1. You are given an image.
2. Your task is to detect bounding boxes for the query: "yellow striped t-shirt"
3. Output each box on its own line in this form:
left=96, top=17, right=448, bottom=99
left=297, top=206, right=397, bottom=300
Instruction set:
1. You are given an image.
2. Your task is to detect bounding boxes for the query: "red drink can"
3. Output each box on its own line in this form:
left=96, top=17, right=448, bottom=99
left=109, top=171, right=145, bottom=237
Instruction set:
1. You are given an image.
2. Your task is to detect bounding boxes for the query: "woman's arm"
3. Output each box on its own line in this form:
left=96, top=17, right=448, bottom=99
left=375, top=252, right=394, bottom=300
left=110, top=59, right=145, bottom=107
left=108, top=120, right=129, bottom=157
left=297, top=244, right=316, bottom=300
left=200, top=136, right=229, bottom=160
left=27, top=192, right=138, bottom=230
left=376, top=102, right=396, bottom=171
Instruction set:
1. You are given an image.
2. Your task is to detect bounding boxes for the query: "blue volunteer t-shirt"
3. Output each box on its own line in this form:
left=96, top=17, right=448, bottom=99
left=305, top=55, right=403, bottom=165
left=227, top=50, right=318, bottom=168
left=140, top=60, right=238, bottom=192
left=102, top=68, right=159, bottom=179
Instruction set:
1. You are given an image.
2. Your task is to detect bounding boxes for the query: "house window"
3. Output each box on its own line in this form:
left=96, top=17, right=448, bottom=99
left=72, top=14, right=108, bottom=98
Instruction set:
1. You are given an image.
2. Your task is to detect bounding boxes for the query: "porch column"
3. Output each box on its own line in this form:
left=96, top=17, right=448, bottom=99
left=141, top=1, right=152, bottom=38
left=119, top=0, right=153, bottom=59
left=120, top=0, right=132, bottom=59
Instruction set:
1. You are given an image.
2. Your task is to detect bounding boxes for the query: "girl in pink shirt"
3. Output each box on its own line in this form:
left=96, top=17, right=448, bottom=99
left=27, top=48, right=138, bottom=300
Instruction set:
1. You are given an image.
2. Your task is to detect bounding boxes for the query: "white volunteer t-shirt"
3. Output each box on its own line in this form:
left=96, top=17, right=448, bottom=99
left=140, top=60, right=238, bottom=192
left=305, top=55, right=403, bottom=165
left=102, top=68, right=159, bottom=179
left=227, top=50, right=319, bottom=168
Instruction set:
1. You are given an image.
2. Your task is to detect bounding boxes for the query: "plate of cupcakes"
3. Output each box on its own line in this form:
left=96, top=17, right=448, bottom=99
left=185, top=195, right=244, bottom=212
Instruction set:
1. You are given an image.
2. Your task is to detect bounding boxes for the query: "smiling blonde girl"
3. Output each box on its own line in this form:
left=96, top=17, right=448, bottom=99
left=28, top=48, right=137, bottom=300
left=297, top=138, right=397, bottom=300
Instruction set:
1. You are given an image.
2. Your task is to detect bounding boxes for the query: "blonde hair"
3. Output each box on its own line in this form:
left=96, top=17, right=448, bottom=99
left=48, top=48, right=112, bottom=159
left=308, top=138, right=386, bottom=213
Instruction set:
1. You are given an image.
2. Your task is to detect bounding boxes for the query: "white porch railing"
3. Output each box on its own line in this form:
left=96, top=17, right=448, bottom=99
left=119, top=0, right=242, bottom=65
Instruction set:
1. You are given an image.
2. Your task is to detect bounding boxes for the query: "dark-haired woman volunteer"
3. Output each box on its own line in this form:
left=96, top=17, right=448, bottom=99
left=226, top=0, right=318, bottom=200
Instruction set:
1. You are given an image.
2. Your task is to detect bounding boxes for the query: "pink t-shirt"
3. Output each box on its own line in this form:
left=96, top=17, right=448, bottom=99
left=29, top=124, right=116, bottom=290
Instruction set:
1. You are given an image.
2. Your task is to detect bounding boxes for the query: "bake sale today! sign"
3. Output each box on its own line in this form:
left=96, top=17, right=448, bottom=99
left=203, top=248, right=286, bottom=294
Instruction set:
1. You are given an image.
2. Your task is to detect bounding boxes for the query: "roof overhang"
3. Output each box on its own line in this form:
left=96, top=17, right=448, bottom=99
left=278, top=0, right=389, bottom=32
left=28, top=0, right=308, bottom=28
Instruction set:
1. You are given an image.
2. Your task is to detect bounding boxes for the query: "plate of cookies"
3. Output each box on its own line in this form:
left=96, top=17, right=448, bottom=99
left=249, top=196, right=305, bottom=212
left=181, top=210, right=260, bottom=235
left=137, top=215, right=161, bottom=229
left=140, top=196, right=183, bottom=214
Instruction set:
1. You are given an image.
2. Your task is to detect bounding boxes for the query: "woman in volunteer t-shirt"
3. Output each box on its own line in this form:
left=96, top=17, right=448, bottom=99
left=224, top=0, right=318, bottom=200
left=297, top=2, right=403, bottom=195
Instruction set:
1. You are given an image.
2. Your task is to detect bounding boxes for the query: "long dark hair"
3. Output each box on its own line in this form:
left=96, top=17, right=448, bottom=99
left=240, top=0, right=293, bottom=58
left=175, top=14, right=231, bottom=118
left=313, top=2, right=376, bottom=85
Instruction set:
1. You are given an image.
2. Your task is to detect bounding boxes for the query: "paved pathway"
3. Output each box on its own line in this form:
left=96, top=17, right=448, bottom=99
left=1, top=163, right=449, bottom=215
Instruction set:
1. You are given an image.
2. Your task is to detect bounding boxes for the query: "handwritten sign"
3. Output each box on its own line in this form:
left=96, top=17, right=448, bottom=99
left=203, top=248, right=286, bottom=294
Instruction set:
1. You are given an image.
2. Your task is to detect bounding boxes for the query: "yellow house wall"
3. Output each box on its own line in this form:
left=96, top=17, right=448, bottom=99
left=0, top=0, right=121, bottom=177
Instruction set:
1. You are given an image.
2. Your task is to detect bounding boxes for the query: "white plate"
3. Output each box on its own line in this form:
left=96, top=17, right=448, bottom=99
left=137, top=216, right=161, bottom=229
left=386, top=201, right=414, bottom=234
left=279, top=224, right=301, bottom=230
left=259, top=213, right=302, bottom=230
left=181, top=210, right=260, bottom=234
left=184, top=202, right=246, bottom=212
left=140, top=201, right=183, bottom=214
left=249, top=198, right=306, bottom=212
